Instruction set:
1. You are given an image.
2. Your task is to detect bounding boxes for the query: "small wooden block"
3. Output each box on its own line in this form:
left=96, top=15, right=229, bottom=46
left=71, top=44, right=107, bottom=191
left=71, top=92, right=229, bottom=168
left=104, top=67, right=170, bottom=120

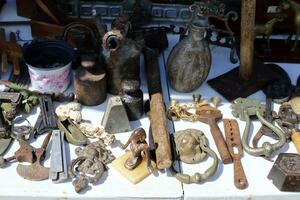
left=112, top=152, right=156, bottom=184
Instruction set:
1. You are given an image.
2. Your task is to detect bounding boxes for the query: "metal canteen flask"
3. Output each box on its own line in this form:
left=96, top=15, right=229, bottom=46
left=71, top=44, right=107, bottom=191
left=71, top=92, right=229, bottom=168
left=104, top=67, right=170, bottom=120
left=167, top=23, right=211, bottom=93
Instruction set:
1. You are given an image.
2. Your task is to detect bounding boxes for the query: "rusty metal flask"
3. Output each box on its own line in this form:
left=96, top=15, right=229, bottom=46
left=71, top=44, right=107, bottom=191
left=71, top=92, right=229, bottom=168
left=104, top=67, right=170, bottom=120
left=166, top=23, right=211, bottom=93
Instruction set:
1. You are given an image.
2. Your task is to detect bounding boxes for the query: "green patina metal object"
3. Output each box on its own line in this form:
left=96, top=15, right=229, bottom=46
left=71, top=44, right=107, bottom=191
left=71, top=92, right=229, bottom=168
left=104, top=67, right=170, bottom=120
left=170, top=129, right=218, bottom=184
left=231, top=98, right=286, bottom=159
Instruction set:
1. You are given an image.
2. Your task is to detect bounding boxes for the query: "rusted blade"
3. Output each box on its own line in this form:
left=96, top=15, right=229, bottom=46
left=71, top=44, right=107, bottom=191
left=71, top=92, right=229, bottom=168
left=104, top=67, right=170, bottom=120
left=17, top=162, right=49, bottom=181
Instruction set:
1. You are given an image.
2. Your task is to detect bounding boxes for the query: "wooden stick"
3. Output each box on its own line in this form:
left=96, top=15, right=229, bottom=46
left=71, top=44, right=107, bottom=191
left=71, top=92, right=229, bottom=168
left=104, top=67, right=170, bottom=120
left=144, top=47, right=172, bottom=169
left=239, top=0, right=256, bottom=80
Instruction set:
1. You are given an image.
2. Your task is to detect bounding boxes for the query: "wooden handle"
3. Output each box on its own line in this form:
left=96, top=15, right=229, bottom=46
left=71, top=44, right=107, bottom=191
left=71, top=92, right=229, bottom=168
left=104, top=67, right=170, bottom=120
left=239, top=0, right=256, bottom=80
left=210, top=122, right=233, bottom=164
left=150, top=93, right=172, bottom=169
left=291, top=132, right=300, bottom=154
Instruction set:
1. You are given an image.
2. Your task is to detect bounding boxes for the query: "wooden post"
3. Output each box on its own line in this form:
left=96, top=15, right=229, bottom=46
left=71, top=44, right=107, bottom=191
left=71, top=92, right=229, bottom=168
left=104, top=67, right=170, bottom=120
left=239, top=0, right=256, bottom=80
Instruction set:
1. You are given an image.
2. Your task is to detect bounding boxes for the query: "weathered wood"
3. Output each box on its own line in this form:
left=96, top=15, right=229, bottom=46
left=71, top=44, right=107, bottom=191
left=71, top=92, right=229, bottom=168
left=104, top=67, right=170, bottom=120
left=239, top=0, right=256, bottom=80
left=144, top=48, right=172, bottom=169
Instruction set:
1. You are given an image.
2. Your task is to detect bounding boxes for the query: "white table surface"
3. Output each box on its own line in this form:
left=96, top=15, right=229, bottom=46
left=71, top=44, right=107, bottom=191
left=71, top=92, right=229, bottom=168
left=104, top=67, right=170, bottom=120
left=1, top=1, right=300, bottom=200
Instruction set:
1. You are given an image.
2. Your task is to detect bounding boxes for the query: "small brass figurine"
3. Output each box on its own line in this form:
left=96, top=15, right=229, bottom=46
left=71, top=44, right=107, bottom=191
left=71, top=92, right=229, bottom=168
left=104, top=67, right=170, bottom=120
left=118, top=128, right=153, bottom=172
left=280, top=0, right=300, bottom=51
left=255, top=16, right=284, bottom=51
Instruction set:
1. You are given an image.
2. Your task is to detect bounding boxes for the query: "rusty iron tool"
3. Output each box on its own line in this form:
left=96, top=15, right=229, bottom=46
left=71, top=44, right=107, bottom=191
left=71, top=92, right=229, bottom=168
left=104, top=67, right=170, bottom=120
left=49, top=130, right=68, bottom=183
left=0, top=139, right=34, bottom=168
left=224, top=119, right=248, bottom=189
left=32, top=95, right=57, bottom=138
left=196, top=105, right=233, bottom=164
left=17, top=133, right=51, bottom=181
left=275, top=104, right=300, bottom=154
left=143, top=32, right=172, bottom=169
left=252, top=97, right=278, bottom=152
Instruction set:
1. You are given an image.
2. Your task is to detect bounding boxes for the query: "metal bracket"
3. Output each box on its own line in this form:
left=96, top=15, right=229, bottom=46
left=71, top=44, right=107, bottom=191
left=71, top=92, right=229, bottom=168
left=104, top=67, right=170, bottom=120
left=49, top=130, right=68, bottom=183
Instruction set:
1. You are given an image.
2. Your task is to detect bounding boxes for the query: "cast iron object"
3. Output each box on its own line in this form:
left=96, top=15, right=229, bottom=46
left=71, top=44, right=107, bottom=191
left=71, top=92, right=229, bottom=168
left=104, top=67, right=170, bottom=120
left=207, top=62, right=283, bottom=101
left=224, top=119, right=248, bottom=189
left=275, top=104, right=300, bottom=154
left=196, top=105, right=233, bottom=164
left=102, top=27, right=141, bottom=95
left=32, top=95, right=57, bottom=138
left=143, top=32, right=172, bottom=169
left=262, top=64, right=292, bottom=103
left=63, top=22, right=107, bottom=106
left=101, top=96, right=131, bottom=134
left=120, top=79, right=144, bottom=121
left=170, top=129, right=218, bottom=184
left=268, top=153, right=300, bottom=192
left=17, top=133, right=51, bottom=181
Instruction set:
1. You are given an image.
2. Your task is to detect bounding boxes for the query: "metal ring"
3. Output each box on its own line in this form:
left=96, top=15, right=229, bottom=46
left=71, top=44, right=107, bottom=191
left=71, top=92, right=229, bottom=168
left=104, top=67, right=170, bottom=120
left=11, top=116, right=32, bottom=140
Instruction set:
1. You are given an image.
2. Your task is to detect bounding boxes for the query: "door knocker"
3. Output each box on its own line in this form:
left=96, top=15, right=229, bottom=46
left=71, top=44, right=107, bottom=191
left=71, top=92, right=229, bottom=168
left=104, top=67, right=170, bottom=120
left=230, top=98, right=286, bottom=159
left=170, top=129, right=218, bottom=184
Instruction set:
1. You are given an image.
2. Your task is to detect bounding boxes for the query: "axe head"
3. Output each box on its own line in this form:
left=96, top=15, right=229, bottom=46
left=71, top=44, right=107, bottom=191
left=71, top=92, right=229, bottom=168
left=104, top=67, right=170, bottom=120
left=17, top=162, right=49, bottom=181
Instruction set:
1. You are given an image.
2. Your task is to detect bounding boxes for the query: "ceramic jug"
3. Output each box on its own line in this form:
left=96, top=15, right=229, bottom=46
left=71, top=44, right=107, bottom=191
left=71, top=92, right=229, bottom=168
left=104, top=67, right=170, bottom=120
left=166, top=23, right=211, bottom=93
